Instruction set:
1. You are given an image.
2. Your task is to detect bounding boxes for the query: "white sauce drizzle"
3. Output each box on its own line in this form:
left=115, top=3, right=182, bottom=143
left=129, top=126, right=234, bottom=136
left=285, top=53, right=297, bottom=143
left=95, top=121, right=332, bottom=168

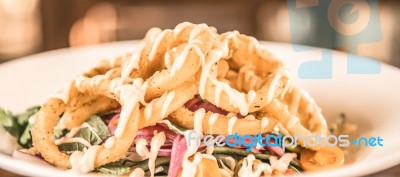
left=148, top=132, right=166, bottom=177
left=206, top=145, right=214, bottom=155
left=161, top=92, right=175, bottom=118
left=219, top=156, right=236, bottom=177
left=28, top=114, right=37, bottom=125
left=122, top=45, right=145, bottom=78
left=54, top=122, right=99, bottom=147
left=208, top=113, right=219, bottom=134
left=215, top=86, right=223, bottom=107
left=170, top=44, right=202, bottom=76
left=148, top=29, right=172, bottom=62
left=135, top=138, right=150, bottom=158
left=114, top=79, right=147, bottom=138
left=261, top=116, right=269, bottom=131
left=228, top=117, right=238, bottom=135
left=144, top=101, right=154, bottom=121
left=69, top=145, right=100, bottom=173
left=104, top=136, right=116, bottom=149
left=181, top=108, right=208, bottom=177
left=238, top=154, right=272, bottom=177
left=129, top=168, right=145, bottom=177
left=194, top=108, right=206, bottom=133
left=266, top=73, right=282, bottom=104
left=54, top=137, right=92, bottom=148
left=270, top=153, right=297, bottom=172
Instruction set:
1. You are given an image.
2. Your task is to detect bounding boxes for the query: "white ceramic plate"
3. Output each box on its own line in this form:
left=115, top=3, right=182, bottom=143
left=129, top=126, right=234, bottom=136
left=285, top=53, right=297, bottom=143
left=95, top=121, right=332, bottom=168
left=0, top=41, right=400, bottom=177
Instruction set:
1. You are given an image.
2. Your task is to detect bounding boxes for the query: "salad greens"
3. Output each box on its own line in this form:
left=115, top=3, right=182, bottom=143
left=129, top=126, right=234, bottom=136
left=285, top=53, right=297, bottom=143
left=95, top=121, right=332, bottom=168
left=0, top=106, right=304, bottom=176
left=95, top=161, right=130, bottom=176
left=0, top=106, right=40, bottom=148
left=58, top=115, right=110, bottom=152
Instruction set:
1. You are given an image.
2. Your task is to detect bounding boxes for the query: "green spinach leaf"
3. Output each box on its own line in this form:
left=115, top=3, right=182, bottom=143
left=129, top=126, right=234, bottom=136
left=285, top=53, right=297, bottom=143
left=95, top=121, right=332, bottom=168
left=58, top=115, right=110, bottom=152
left=95, top=161, right=130, bottom=176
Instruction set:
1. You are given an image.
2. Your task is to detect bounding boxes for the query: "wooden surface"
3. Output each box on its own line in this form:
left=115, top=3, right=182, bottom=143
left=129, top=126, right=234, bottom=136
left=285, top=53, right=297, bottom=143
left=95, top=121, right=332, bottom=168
left=1, top=164, right=399, bottom=177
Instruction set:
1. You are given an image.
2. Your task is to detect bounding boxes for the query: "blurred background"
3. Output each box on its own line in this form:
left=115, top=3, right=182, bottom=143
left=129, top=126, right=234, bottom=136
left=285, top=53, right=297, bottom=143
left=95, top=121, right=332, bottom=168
left=0, top=0, right=399, bottom=67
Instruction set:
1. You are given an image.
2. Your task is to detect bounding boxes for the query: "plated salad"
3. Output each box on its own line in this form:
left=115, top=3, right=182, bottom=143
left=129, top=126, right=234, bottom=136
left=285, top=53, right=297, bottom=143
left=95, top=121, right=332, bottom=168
left=0, top=22, right=344, bottom=177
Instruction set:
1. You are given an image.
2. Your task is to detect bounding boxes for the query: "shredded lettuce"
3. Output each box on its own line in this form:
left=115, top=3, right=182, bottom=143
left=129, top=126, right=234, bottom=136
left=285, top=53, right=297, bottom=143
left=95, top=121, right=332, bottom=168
left=0, top=106, right=40, bottom=148
left=0, top=108, right=20, bottom=138
left=95, top=161, right=130, bottom=176
left=58, top=115, right=110, bottom=152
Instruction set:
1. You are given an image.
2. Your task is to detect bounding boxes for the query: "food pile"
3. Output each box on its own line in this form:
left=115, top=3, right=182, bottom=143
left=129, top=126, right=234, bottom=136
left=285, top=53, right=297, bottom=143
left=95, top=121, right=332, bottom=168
left=0, top=22, right=344, bottom=177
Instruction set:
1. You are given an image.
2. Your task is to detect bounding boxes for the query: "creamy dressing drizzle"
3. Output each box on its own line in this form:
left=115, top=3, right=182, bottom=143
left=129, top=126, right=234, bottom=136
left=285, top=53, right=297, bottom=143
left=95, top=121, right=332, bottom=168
left=132, top=132, right=166, bottom=177
left=219, top=156, right=236, bottom=177
left=122, top=45, right=145, bottom=78
left=215, top=86, right=223, bottom=106
left=208, top=113, right=219, bottom=134
left=130, top=168, right=145, bottom=177
left=148, top=132, right=166, bottom=177
left=261, top=116, right=269, bottom=131
left=194, top=108, right=206, bottom=133
left=161, top=92, right=175, bottom=118
left=238, top=154, right=272, bottom=177
left=206, top=145, right=214, bottom=155
left=170, top=44, right=202, bottom=76
left=181, top=109, right=208, bottom=177
left=148, top=29, right=172, bottom=62
left=270, top=153, right=297, bottom=172
left=266, top=73, right=282, bottom=104
left=55, top=122, right=98, bottom=147
left=182, top=153, right=216, bottom=177
left=28, top=114, right=37, bottom=124
left=54, top=138, right=92, bottom=148
left=114, top=79, right=147, bottom=138
left=69, top=145, right=100, bottom=173
left=144, top=101, right=154, bottom=120
left=104, top=136, right=116, bottom=149
left=135, top=138, right=150, bottom=158
left=228, top=117, right=238, bottom=135
left=238, top=153, right=296, bottom=177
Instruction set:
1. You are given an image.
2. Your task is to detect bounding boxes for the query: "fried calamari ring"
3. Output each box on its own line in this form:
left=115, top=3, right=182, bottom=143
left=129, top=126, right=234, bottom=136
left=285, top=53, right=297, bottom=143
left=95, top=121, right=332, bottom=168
left=74, top=72, right=198, bottom=129
left=169, top=107, right=278, bottom=136
left=32, top=98, right=70, bottom=168
left=261, top=99, right=326, bottom=150
left=33, top=83, right=142, bottom=169
left=62, top=95, right=120, bottom=129
left=198, top=36, right=290, bottom=115
left=32, top=82, right=140, bottom=169
left=281, top=86, right=329, bottom=136
left=121, top=22, right=217, bottom=101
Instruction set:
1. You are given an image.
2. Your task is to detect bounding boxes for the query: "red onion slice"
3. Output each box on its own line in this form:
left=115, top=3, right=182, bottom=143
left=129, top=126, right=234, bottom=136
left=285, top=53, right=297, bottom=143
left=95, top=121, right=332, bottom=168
left=136, top=124, right=178, bottom=140
left=184, top=98, right=228, bottom=115
left=168, top=135, right=187, bottom=177
left=265, top=137, right=285, bottom=157
left=184, top=98, right=202, bottom=110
